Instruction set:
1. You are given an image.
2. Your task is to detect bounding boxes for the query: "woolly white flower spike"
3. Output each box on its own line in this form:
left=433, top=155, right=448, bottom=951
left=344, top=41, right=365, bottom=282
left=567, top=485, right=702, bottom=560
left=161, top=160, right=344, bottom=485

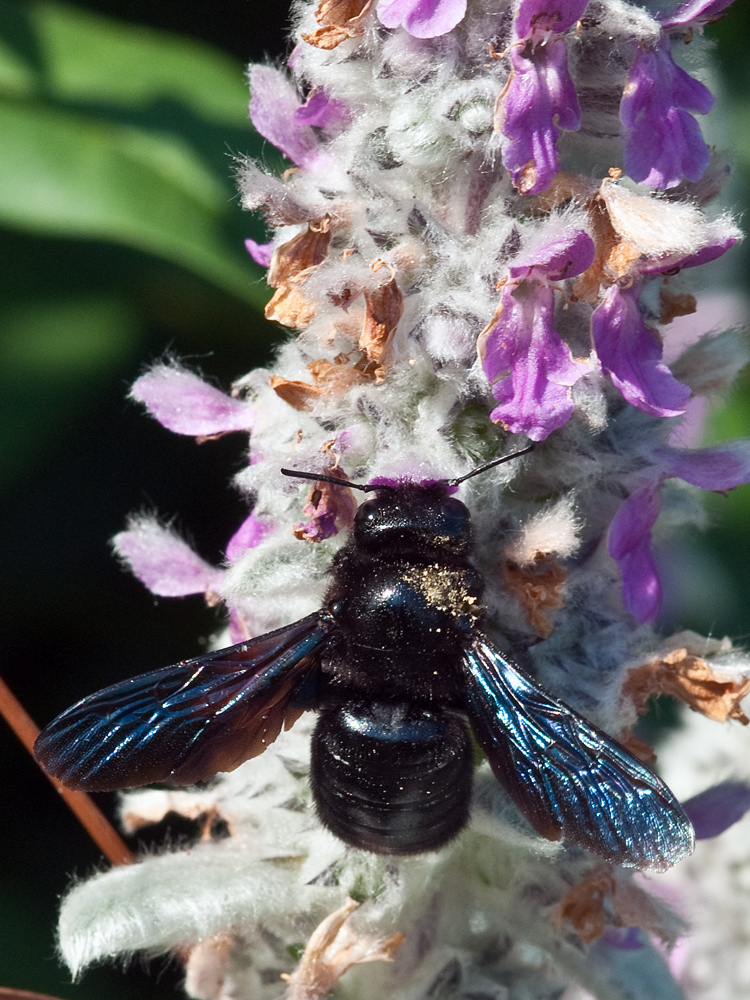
left=25, top=1, right=750, bottom=999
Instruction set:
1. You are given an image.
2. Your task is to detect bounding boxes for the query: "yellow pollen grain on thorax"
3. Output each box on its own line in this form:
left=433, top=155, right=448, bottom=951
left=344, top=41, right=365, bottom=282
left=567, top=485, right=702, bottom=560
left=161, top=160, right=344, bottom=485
left=400, top=563, right=480, bottom=622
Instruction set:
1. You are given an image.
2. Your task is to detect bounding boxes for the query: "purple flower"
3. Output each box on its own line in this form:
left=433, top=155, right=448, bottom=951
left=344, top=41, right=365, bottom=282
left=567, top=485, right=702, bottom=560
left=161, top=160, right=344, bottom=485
left=478, top=229, right=594, bottom=440
left=482, top=283, right=590, bottom=439
left=114, top=511, right=273, bottom=605
left=515, top=0, right=590, bottom=39
left=658, top=0, right=735, bottom=32
left=609, top=441, right=750, bottom=622
left=225, top=513, right=274, bottom=561
left=249, top=66, right=325, bottom=169
left=245, top=238, right=274, bottom=268
left=377, top=0, right=467, bottom=37
left=592, top=285, right=691, bottom=418
left=113, top=517, right=226, bottom=598
left=639, top=230, right=739, bottom=276
left=497, top=0, right=587, bottom=195
left=294, top=90, right=349, bottom=132
left=682, top=781, right=750, bottom=840
left=508, top=228, right=595, bottom=282
left=620, top=35, right=714, bottom=189
left=499, top=38, right=580, bottom=195
left=130, top=364, right=256, bottom=437
left=608, top=481, right=663, bottom=624
left=654, top=440, right=750, bottom=489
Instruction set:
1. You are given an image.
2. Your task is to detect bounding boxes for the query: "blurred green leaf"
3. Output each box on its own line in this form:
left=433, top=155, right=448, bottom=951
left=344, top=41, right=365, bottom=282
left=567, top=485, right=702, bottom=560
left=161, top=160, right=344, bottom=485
left=29, top=0, right=251, bottom=124
left=0, top=294, right=141, bottom=485
left=0, top=97, right=266, bottom=305
left=0, top=0, right=251, bottom=121
left=0, top=0, right=270, bottom=308
left=0, top=34, right=36, bottom=95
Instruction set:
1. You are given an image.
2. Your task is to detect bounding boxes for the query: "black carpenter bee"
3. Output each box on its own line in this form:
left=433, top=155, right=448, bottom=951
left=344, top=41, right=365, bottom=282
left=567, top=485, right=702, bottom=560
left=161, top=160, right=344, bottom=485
left=34, top=448, right=694, bottom=870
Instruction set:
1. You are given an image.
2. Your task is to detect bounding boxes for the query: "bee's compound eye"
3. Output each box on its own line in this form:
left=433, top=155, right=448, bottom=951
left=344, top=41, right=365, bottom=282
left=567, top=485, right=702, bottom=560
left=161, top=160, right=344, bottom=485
left=354, top=498, right=380, bottom=525
left=442, top=497, right=468, bottom=517
left=438, top=497, right=470, bottom=538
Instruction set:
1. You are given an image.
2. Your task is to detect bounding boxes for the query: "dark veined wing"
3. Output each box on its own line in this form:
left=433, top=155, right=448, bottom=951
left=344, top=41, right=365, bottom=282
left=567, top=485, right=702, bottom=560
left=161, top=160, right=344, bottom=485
left=463, top=636, right=694, bottom=871
left=34, top=611, right=333, bottom=792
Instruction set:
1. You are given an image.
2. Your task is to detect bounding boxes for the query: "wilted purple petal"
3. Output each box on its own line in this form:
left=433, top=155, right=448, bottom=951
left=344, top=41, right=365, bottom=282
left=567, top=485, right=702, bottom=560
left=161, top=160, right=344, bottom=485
left=294, top=90, right=349, bottom=131
left=659, top=0, right=734, bottom=31
left=481, top=283, right=589, bottom=440
left=377, top=0, right=467, bottom=37
left=499, top=38, right=581, bottom=195
left=683, top=781, right=750, bottom=839
left=245, top=238, right=274, bottom=268
left=249, top=66, right=321, bottom=168
left=509, top=228, right=595, bottom=283
left=608, top=482, right=663, bottom=623
left=225, top=513, right=274, bottom=561
left=294, top=511, right=338, bottom=542
left=621, top=36, right=714, bottom=189
left=131, top=364, right=255, bottom=437
left=293, top=474, right=358, bottom=543
left=592, top=286, right=691, bottom=417
left=654, top=440, right=750, bottom=491
left=113, top=517, right=225, bottom=598
left=515, top=0, right=590, bottom=39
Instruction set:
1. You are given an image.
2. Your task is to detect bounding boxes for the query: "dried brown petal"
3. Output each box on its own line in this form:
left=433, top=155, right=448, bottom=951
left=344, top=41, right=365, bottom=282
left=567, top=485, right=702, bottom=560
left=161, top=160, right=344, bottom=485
left=265, top=283, right=318, bottom=328
left=610, top=877, right=681, bottom=948
left=269, top=375, right=324, bottom=411
left=502, top=555, right=566, bottom=638
left=659, top=288, right=697, bottom=324
left=302, top=0, right=376, bottom=50
left=267, top=217, right=332, bottom=288
left=573, top=195, right=640, bottom=303
left=514, top=160, right=538, bottom=196
left=302, top=25, right=351, bottom=48
left=360, top=262, right=403, bottom=366
left=530, top=171, right=597, bottom=213
left=265, top=217, right=332, bottom=329
left=282, top=898, right=404, bottom=1000
left=556, top=868, right=680, bottom=947
left=307, top=357, right=367, bottom=390
left=623, top=642, right=750, bottom=725
left=617, top=730, right=657, bottom=765
left=185, top=932, right=236, bottom=1000
left=270, top=355, right=379, bottom=410
left=556, top=870, right=614, bottom=943
left=493, top=74, right=513, bottom=133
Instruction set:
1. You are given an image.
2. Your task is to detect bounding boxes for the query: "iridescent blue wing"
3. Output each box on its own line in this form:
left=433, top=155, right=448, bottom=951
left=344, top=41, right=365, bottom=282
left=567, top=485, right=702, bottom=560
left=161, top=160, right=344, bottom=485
left=34, top=612, right=333, bottom=792
left=463, top=636, right=694, bottom=871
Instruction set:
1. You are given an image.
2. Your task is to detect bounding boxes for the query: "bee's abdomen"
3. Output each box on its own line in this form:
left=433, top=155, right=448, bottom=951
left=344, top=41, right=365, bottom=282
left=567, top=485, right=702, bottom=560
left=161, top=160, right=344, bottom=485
left=311, top=701, right=472, bottom=854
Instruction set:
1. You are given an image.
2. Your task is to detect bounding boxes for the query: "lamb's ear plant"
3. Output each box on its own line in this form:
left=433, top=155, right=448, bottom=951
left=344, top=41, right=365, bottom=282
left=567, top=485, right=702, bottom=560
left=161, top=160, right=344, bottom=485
left=24, top=1, right=750, bottom=998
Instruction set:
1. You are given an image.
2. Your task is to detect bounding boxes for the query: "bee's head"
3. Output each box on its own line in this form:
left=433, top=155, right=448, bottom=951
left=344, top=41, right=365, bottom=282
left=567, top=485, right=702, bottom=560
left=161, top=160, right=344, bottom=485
left=280, top=445, right=533, bottom=556
left=352, top=481, right=472, bottom=556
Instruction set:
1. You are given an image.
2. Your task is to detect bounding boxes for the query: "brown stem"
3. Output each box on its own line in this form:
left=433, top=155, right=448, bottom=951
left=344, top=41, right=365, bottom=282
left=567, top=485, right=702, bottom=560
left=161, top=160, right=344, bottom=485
left=0, top=988, right=72, bottom=1000
left=0, top=675, right=135, bottom=866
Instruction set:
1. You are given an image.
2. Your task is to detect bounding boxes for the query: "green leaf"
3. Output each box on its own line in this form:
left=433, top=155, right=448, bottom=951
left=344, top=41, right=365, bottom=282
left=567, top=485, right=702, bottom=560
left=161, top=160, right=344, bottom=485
left=0, top=294, right=142, bottom=485
left=0, top=1, right=251, bottom=125
left=0, top=96, right=268, bottom=307
left=0, top=1, right=273, bottom=308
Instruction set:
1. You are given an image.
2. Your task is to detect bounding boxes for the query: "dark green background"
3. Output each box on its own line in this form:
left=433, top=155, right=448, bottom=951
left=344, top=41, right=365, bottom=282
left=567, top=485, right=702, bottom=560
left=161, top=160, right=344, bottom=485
left=0, top=2, right=749, bottom=997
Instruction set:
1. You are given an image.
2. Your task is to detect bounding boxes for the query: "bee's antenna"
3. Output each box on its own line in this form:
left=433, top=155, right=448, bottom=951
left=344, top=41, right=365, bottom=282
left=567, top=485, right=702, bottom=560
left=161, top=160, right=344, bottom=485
left=281, top=468, right=385, bottom=493
left=446, top=443, right=535, bottom=487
